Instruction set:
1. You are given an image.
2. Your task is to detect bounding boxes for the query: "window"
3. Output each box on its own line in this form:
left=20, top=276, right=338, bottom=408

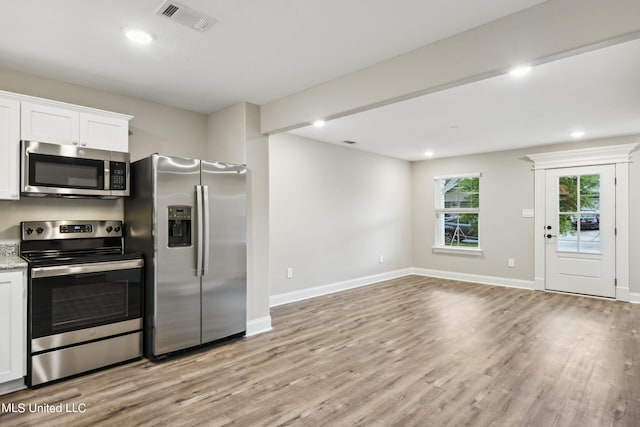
left=434, top=173, right=480, bottom=252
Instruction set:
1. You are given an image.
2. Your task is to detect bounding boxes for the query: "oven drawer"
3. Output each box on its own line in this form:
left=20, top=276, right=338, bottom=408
left=30, top=331, right=142, bottom=386
left=32, top=318, right=142, bottom=353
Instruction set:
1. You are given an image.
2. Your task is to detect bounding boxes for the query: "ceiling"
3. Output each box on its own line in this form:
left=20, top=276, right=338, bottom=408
left=0, top=0, right=545, bottom=114
left=290, top=38, right=640, bottom=161
left=2, top=1, right=636, bottom=162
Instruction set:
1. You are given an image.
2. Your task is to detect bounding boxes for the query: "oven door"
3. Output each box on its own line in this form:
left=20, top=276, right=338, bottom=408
left=30, top=259, right=143, bottom=350
left=22, top=140, right=111, bottom=197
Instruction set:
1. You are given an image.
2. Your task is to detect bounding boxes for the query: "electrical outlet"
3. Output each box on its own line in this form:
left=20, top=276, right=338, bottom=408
left=508, top=258, right=515, bottom=268
left=379, top=254, right=384, bottom=263
left=287, top=267, right=293, bottom=279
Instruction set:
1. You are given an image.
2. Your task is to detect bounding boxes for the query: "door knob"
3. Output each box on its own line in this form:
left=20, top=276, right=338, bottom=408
left=546, top=225, right=552, bottom=230
left=545, top=234, right=555, bottom=239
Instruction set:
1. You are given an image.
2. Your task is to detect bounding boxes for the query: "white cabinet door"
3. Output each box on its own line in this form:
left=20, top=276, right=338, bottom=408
left=79, top=112, right=129, bottom=152
left=21, top=102, right=80, bottom=145
left=0, top=98, right=20, bottom=200
left=0, top=270, right=25, bottom=384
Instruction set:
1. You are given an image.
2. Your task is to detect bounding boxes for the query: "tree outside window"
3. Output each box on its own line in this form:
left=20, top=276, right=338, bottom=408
left=558, top=174, right=600, bottom=236
left=435, top=175, right=480, bottom=248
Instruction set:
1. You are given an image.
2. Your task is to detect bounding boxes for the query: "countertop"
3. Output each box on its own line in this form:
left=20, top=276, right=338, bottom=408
left=0, top=244, right=27, bottom=271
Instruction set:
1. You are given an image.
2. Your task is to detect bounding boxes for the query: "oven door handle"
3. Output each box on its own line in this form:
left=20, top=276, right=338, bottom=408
left=31, top=259, right=143, bottom=278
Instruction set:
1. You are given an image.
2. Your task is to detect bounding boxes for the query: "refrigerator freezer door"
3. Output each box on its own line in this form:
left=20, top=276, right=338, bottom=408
left=153, top=155, right=202, bottom=355
left=200, top=161, right=247, bottom=343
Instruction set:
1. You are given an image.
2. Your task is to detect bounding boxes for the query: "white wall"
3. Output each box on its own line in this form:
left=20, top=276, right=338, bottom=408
left=412, top=134, right=640, bottom=292
left=269, top=133, right=412, bottom=296
left=0, top=67, right=208, bottom=242
left=207, top=103, right=246, bottom=164
left=0, top=68, right=208, bottom=162
left=207, top=102, right=271, bottom=334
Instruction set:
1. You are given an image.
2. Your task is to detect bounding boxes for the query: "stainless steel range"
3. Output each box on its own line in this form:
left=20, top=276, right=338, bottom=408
left=20, top=220, right=143, bottom=386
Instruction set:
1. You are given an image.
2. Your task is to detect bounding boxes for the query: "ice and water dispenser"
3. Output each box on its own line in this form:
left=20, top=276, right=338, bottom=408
left=168, top=206, right=192, bottom=247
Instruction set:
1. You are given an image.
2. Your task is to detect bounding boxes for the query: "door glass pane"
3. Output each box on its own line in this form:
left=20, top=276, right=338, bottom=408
left=578, top=217, right=600, bottom=252
left=557, top=214, right=578, bottom=251
left=580, top=175, right=600, bottom=212
left=558, top=176, right=577, bottom=212
left=556, top=174, right=602, bottom=253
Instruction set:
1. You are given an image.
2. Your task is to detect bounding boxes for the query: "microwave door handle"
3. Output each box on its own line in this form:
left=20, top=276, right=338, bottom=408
left=202, top=184, right=210, bottom=276
left=196, top=185, right=203, bottom=277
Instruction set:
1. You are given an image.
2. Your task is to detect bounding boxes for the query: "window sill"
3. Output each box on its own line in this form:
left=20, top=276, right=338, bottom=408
left=432, top=246, right=484, bottom=256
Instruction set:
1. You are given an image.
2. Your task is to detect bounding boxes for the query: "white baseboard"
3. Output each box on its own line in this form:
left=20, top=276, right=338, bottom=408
left=270, top=268, right=413, bottom=307
left=533, top=277, right=545, bottom=291
left=269, top=267, right=639, bottom=309
left=411, top=267, right=535, bottom=290
left=245, top=316, right=272, bottom=337
left=0, top=378, right=26, bottom=396
left=616, top=287, right=631, bottom=302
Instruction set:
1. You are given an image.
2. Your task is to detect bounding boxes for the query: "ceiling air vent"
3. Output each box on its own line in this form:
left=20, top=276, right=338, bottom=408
left=162, top=4, right=179, bottom=17
left=155, top=1, right=217, bottom=32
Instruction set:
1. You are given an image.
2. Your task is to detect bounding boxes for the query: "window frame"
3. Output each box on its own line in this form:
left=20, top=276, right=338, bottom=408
left=433, top=172, right=483, bottom=255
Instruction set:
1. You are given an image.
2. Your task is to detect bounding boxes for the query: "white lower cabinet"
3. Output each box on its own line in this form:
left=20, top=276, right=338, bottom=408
left=0, top=270, right=26, bottom=389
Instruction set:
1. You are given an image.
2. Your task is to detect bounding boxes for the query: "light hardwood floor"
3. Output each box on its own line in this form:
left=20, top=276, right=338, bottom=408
left=1, top=275, right=639, bottom=426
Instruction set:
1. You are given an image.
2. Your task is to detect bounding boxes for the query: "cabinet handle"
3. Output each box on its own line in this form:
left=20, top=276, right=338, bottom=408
left=80, top=142, right=87, bottom=147
left=72, top=141, right=79, bottom=146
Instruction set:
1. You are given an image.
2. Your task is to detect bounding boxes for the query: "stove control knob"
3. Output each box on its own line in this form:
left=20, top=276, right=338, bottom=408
left=36, top=227, right=44, bottom=234
left=114, top=226, right=121, bottom=233
left=106, top=226, right=113, bottom=233
left=25, top=228, right=33, bottom=235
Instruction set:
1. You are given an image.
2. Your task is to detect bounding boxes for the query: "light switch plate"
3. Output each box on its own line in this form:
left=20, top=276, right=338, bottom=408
left=521, top=209, right=534, bottom=218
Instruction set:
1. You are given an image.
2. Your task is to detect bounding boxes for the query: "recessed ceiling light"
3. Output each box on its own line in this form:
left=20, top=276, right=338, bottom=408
left=124, top=28, right=154, bottom=45
left=424, top=151, right=435, bottom=158
left=508, top=65, right=532, bottom=77
left=312, top=119, right=326, bottom=128
left=571, top=130, right=586, bottom=138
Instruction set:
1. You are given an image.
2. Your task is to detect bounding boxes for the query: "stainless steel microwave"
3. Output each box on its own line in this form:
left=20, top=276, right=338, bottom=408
left=21, top=140, right=130, bottom=198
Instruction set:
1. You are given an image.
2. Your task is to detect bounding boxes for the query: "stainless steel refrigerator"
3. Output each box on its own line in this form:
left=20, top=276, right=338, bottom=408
left=124, top=154, right=246, bottom=359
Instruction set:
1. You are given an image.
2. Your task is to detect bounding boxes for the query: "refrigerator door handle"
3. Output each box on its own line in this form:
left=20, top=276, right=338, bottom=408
left=196, top=184, right=203, bottom=277
left=202, top=184, right=210, bottom=276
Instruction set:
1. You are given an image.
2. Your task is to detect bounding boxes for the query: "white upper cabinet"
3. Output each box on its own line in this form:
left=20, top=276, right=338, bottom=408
left=0, top=90, right=132, bottom=200
left=20, top=101, right=130, bottom=152
left=79, top=112, right=129, bottom=152
left=21, top=102, right=79, bottom=145
left=0, top=98, right=20, bottom=200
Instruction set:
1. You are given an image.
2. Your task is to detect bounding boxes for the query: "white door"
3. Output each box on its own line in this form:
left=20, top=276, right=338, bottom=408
left=545, top=165, right=615, bottom=297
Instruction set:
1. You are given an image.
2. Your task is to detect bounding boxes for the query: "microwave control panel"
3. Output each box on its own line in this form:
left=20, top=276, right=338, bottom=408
left=110, top=161, right=127, bottom=190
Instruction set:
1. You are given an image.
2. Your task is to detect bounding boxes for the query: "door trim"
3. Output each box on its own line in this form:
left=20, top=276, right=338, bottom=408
left=527, top=143, right=637, bottom=301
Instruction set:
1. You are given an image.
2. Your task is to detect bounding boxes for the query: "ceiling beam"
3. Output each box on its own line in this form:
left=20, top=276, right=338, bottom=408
left=260, top=0, right=640, bottom=135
